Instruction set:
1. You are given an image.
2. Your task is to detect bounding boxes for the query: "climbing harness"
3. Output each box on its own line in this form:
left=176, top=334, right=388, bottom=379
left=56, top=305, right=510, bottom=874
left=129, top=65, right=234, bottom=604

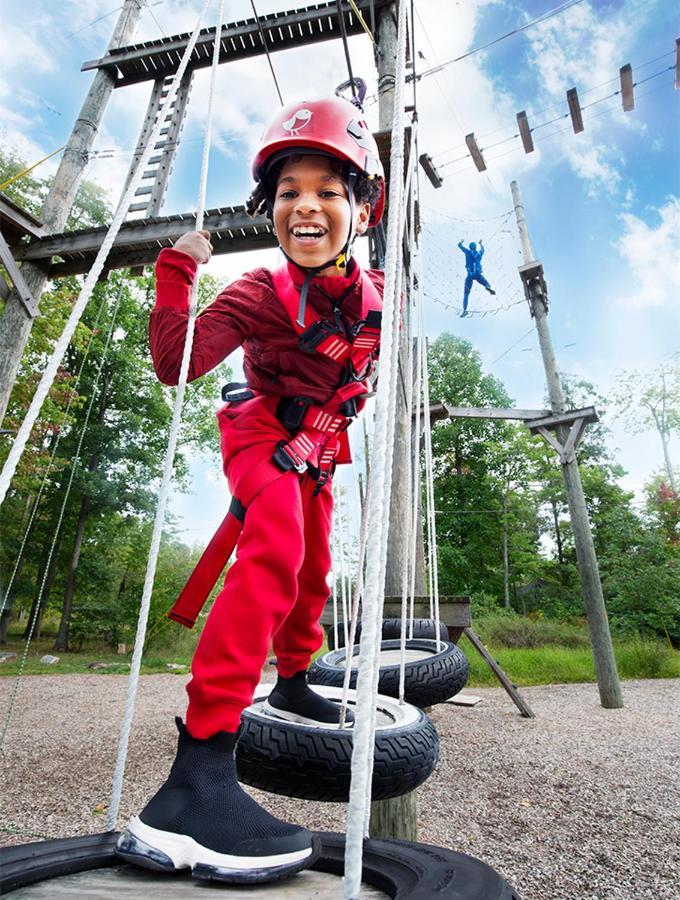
left=168, top=263, right=382, bottom=629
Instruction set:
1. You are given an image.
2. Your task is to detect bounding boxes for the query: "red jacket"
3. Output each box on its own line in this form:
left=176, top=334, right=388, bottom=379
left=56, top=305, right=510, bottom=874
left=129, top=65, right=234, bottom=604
left=150, top=248, right=384, bottom=404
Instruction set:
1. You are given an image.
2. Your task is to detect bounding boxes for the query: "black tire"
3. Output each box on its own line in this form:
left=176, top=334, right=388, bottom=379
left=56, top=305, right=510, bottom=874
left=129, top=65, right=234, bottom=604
left=236, top=684, right=438, bottom=802
left=1, top=831, right=520, bottom=898
left=309, top=638, right=469, bottom=708
left=328, top=618, right=449, bottom=650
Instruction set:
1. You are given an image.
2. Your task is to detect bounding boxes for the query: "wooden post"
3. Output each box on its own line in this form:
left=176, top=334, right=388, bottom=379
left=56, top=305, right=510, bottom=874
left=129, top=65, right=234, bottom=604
left=0, top=0, right=144, bottom=424
left=510, top=180, right=623, bottom=710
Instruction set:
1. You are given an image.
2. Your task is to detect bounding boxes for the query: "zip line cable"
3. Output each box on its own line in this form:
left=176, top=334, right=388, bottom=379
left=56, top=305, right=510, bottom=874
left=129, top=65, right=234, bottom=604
left=0, top=147, right=66, bottom=192
left=410, top=0, right=587, bottom=84
left=347, top=0, right=375, bottom=43
left=250, top=0, right=284, bottom=107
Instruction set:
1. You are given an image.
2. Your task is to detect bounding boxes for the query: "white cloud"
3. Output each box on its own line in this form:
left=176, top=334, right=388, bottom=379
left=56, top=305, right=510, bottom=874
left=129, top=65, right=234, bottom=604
left=616, top=197, right=680, bottom=309
left=525, top=0, right=658, bottom=196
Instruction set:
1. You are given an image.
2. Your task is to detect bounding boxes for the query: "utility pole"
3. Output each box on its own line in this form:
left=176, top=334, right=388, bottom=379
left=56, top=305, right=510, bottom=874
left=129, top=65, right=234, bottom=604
left=377, top=1, right=426, bottom=598
left=0, top=0, right=144, bottom=425
left=511, top=180, right=623, bottom=709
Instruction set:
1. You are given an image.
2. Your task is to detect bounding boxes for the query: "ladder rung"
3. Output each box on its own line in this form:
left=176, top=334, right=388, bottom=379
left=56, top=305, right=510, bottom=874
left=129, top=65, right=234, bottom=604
left=128, top=202, right=149, bottom=213
left=142, top=170, right=157, bottom=179
left=149, top=155, right=163, bottom=164
left=135, top=186, right=153, bottom=196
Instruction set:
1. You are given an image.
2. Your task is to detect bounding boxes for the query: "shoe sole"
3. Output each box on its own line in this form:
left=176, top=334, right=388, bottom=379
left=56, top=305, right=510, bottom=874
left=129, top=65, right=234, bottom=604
left=262, top=699, right=353, bottom=728
left=115, top=817, right=320, bottom=884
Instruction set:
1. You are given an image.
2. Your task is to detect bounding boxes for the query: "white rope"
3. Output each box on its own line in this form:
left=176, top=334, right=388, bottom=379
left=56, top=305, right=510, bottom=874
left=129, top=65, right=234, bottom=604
left=339, top=489, right=350, bottom=648
left=106, top=0, right=221, bottom=831
left=408, top=291, right=424, bottom=639
left=343, top=0, right=408, bottom=891
left=331, top=493, right=340, bottom=651
left=0, top=1, right=212, bottom=508
left=0, top=285, right=124, bottom=751
left=399, top=148, right=419, bottom=703
left=420, top=321, right=442, bottom=651
left=339, top=468, right=370, bottom=726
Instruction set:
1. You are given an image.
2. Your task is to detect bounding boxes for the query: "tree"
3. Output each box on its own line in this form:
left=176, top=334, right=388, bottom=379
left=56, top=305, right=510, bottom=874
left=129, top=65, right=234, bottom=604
left=613, top=362, right=680, bottom=492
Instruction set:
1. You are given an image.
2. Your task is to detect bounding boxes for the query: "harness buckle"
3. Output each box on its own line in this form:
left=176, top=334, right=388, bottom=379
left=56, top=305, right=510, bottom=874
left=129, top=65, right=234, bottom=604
left=298, top=319, right=341, bottom=354
left=221, top=382, right=254, bottom=404
left=276, top=396, right=313, bottom=431
left=272, top=439, right=307, bottom=474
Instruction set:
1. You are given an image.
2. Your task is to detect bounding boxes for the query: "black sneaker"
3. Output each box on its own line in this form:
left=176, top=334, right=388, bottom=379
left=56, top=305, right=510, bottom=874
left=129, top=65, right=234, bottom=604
left=263, top=670, right=355, bottom=727
left=115, top=718, right=320, bottom=883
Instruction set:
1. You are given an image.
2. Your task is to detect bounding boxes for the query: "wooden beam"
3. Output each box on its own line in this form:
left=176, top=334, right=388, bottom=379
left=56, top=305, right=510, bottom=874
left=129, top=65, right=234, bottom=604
left=0, top=231, right=38, bottom=318
left=675, top=38, right=680, bottom=90
left=81, top=0, right=392, bottom=88
left=619, top=64, right=634, bottom=111
left=463, top=627, right=535, bottom=718
left=524, top=406, right=599, bottom=432
left=517, top=110, right=534, bottom=153
left=566, top=87, right=584, bottom=134
left=418, top=153, right=443, bottom=188
left=443, top=405, right=551, bottom=421
left=465, top=133, right=486, bottom=172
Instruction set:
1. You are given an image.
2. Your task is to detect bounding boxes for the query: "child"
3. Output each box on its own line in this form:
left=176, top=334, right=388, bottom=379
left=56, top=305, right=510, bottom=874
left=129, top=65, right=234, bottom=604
left=115, top=94, right=385, bottom=884
left=457, top=238, right=495, bottom=316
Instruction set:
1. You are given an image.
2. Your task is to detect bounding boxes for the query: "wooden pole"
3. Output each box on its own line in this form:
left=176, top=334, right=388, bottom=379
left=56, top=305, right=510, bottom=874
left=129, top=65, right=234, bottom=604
left=0, top=0, right=144, bottom=425
left=371, top=0, right=423, bottom=842
left=510, top=180, right=623, bottom=709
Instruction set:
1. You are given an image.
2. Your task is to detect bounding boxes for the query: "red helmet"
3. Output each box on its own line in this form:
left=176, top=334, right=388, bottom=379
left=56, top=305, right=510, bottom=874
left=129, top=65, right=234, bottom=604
left=252, top=95, right=385, bottom=225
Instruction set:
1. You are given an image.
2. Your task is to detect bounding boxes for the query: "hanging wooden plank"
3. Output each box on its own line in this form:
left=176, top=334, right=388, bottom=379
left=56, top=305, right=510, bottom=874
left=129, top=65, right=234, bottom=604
left=619, top=64, right=634, bottom=111
left=517, top=110, right=534, bottom=153
left=566, top=87, right=584, bottom=133
left=675, top=37, right=680, bottom=90
left=465, top=133, right=486, bottom=172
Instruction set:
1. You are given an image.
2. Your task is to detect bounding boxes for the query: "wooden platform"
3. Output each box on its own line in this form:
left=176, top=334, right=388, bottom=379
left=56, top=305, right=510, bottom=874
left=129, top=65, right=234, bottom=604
left=82, top=0, right=392, bottom=88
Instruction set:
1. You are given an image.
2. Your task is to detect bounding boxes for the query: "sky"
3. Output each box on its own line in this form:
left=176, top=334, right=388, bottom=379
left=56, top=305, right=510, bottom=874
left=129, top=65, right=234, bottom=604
left=1, top=0, right=678, bottom=546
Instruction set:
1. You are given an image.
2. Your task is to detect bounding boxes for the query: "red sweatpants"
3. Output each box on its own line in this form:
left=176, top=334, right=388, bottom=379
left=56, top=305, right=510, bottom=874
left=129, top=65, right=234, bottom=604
left=185, top=396, right=334, bottom=738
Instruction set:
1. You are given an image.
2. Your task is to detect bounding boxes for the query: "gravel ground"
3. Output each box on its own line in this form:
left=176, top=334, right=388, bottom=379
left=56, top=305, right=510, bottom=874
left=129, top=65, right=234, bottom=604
left=1, top=673, right=678, bottom=900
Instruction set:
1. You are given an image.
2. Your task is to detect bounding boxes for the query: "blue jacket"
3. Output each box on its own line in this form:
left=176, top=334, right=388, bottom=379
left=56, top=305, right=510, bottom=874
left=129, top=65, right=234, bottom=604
left=458, top=241, right=484, bottom=274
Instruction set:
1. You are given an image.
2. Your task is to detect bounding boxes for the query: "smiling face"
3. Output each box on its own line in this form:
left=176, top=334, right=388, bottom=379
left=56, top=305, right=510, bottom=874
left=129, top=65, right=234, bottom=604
left=272, top=154, right=370, bottom=276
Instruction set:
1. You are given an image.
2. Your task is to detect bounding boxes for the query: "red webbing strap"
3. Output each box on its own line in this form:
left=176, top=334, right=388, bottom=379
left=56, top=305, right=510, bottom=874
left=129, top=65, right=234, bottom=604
left=168, top=509, right=243, bottom=628
left=168, top=450, right=310, bottom=628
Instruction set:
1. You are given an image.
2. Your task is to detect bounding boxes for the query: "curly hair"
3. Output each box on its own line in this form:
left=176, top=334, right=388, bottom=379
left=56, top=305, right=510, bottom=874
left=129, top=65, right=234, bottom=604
left=246, top=154, right=382, bottom=221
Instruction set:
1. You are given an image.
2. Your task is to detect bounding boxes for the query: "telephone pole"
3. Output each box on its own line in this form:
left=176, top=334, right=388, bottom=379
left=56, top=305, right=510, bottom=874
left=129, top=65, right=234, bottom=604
left=511, top=179, right=623, bottom=709
left=0, top=0, right=144, bottom=425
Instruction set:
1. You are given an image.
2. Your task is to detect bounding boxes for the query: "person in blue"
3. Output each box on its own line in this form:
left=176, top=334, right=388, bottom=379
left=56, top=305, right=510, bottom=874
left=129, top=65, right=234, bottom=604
left=457, top=238, right=495, bottom=317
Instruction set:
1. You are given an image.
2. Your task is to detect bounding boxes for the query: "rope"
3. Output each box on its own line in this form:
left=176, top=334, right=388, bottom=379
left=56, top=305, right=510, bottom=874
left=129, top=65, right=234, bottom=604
left=0, top=147, right=66, bottom=192
left=343, top=0, right=408, bottom=891
left=336, top=1, right=358, bottom=102
left=347, top=0, right=375, bottom=43
left=249, top=0, right=284, bottom=106
left=421, top=332, right=442, bottom=651
left=0, top=285, right=124, bottom=752
left=0, top=291, right=111, bottom=619
left=0, top=0, right=213, bottom=508
left=106, top=0, right=221, bottom=831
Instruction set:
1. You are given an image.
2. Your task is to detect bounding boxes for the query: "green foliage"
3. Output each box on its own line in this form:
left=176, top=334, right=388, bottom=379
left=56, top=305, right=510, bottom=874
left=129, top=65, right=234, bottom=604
left=474, top=612, right=590, bottom=649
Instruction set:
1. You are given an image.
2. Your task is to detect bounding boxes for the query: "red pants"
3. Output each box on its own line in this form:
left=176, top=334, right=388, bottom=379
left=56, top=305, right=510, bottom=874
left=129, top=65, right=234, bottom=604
left=185, top=396, right=333, bottom=738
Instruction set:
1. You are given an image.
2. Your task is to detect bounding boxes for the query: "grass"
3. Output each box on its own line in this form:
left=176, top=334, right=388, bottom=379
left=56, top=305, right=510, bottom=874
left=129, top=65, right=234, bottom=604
left=1, top=627, right=678, bottom=686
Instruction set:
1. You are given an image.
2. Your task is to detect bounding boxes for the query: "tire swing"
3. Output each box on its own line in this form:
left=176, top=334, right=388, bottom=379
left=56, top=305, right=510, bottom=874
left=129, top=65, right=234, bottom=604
left=309, top=637, right=469, bottom=708
left=328, top=616, right=449, bottom=649
left=235, top=682, right=438, bottom=802
left=3, top=832, right=520, bottom=899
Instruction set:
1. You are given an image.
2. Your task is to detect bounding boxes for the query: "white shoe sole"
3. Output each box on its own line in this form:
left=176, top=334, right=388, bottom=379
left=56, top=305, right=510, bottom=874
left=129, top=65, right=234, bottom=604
left=117, top=816, right=314, bottom=873
left=262, top=699, right=354, bottom=728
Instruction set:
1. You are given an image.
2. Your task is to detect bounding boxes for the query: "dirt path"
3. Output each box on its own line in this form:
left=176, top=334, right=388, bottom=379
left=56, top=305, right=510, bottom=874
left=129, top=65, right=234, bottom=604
left=1, top=675, right=678, bottom=899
